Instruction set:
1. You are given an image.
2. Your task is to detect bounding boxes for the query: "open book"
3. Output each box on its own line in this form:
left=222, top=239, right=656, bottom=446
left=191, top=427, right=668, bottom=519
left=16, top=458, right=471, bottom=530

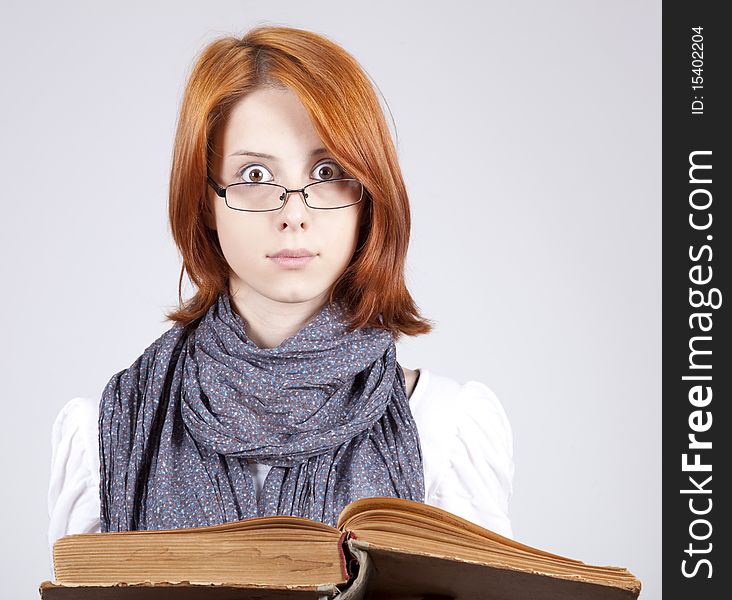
left=40, top=497, right=641, bottom=599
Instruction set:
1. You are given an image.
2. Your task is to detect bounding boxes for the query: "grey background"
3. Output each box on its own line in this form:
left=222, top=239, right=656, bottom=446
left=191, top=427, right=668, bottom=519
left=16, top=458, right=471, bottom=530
left=0, top=1, right=661, bottom=598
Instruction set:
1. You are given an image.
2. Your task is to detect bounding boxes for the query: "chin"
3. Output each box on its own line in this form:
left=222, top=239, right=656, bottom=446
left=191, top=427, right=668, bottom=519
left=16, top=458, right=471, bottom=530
left=266, top=285, right=329, bottom=304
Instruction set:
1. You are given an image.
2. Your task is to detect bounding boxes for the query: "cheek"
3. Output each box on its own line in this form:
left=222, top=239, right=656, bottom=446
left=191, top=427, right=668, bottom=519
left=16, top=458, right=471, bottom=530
left=215, top=216, right=264, bottom=272
left=323, top=212, right=361, bottom=258
left=317, top=215, right=362, bottom=281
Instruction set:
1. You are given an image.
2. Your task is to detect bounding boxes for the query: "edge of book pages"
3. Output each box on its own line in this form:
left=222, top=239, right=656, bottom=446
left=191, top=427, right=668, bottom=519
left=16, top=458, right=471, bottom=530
left=339, top=498, right=641, bottom=595
left=43, top=497, right=641, bottom=598
left=38, top=580, right=340, bottom=594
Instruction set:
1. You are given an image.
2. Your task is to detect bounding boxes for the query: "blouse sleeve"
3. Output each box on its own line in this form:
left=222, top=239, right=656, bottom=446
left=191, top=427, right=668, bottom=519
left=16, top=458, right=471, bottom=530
left=47, top=397, right=102, bottom=573
left=425, top=380, right=515, bottom=539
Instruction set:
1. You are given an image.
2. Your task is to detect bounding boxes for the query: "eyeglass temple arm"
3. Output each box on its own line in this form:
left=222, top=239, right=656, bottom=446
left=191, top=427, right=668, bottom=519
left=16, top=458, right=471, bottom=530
left=207, top=175, right=226, bottom=198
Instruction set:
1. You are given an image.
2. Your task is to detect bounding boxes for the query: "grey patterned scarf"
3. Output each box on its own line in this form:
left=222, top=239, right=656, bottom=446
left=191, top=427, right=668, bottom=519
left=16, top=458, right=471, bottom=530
left=99, top=292, right=424, bottom=532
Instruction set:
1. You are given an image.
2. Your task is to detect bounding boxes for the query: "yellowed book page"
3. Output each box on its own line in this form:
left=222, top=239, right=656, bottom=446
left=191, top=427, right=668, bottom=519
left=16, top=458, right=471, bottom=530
left=53, top=520, right=345, bottom=588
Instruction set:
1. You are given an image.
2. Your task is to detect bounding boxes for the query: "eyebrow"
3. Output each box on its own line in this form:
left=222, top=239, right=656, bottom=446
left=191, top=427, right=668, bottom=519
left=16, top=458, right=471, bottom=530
left=228, top=147, right=329, bottom=159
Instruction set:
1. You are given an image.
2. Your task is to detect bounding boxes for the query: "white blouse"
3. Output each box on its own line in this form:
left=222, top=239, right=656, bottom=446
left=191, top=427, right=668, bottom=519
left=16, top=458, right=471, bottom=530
left=46, top=368, right=514, bottom=574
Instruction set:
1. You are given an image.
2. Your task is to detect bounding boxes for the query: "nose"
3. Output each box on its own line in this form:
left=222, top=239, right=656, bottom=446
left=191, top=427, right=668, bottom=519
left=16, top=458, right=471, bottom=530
left=277, top=188, right=310, bottom=230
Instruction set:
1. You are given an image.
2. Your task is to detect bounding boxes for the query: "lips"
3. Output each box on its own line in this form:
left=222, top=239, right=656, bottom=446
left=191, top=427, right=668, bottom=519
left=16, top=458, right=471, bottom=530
left=268, top=248, right=316, bottom=258
left=267, top=248, right=317, bottom=270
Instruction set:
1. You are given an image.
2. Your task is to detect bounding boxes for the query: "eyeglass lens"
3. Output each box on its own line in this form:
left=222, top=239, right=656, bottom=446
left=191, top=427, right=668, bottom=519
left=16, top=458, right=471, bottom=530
left=225, top=180, right=362, bottom=211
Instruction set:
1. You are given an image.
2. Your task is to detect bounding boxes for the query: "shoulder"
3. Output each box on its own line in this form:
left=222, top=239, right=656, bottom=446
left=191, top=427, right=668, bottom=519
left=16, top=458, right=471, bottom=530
left=99, top=322, right=189, bottom=421
left=105, top=322, right=188, bottom=385
left=50, top=397, right=101, bottom=488
left=408, top=369, right=514, bottom=537
left=409, top=369, right=512, bottom=447
left=51, top=397, right=100, bottom=461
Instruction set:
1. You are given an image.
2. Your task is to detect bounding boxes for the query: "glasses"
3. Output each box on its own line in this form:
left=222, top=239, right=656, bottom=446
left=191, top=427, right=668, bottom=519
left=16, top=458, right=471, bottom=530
left=207, top=175, right=365, bottom=212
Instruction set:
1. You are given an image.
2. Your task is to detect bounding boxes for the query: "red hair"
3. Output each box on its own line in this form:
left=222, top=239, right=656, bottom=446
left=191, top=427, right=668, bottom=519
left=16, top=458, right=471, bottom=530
left=165, top=25, right=434, bottom=341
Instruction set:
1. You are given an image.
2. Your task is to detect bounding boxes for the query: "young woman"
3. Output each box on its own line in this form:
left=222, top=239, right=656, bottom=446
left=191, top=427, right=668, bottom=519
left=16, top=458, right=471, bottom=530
left=47, top=25, right=514, bottom=565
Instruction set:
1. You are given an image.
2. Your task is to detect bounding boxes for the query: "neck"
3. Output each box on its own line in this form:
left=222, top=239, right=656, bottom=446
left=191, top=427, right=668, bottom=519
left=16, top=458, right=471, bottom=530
left=228, top=282, right=330, bottom=349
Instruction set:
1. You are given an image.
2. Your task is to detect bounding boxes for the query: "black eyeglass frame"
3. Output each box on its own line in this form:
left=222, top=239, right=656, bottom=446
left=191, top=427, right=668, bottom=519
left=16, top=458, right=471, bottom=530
left=207, top=175, right=366, bottom=212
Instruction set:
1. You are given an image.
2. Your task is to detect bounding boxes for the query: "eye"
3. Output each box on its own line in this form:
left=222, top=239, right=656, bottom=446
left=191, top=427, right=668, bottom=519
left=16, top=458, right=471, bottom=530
left=312, top=160, right=347, bottom=181
left=234, top=164, right=274, bottom=184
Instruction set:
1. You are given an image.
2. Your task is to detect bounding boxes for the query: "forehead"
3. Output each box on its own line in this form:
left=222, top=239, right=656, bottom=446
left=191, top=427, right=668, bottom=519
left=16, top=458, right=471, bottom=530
left=216, top=86, right=324, bottom=158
